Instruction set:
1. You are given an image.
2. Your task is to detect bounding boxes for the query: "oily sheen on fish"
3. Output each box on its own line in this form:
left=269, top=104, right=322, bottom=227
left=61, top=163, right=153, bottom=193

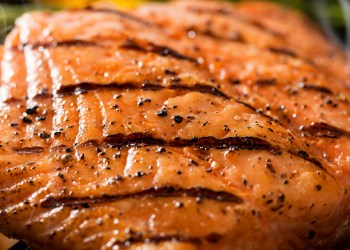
left=0, top=1, right=350, bottom=249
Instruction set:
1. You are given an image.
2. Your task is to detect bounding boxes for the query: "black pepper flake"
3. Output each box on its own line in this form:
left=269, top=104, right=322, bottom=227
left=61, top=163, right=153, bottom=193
left=39, top=131, right=50, bottom=139
left=176, top=170, right=182, bottom=175
left=315, top=185, right=322, bottom=191
left=113, top=94, right=122, bottom=99
left=137, top=98, right=151, bottom=106
left=308, top=230, right=315, bottom=240
left=10, top=123, right=18, bottom=127
left=266, top=163, right=276, bottom=174
left=156, top=147, right=166, bottom=153
left=114, top=152, right=122, bottom=158
left=156, top=109, right=168, bottom=117
left=115, top=175, right=124, bottom=180
left=174, top=201, right=184, bottom=208
left=112, top=104, right=119, bottom=110
left=57, top=173, right=64, bottom=179
left=223, top=124, right=230, bottom=132
left=25, top=105, right=39, bottom=115
left=65, top=148, right=73, bottom=153
left=172, top=115, right=183, bottom=124
left=230, top=79, right=241, bottom=85
left=186, top=115, right=195, bottom=120
left=78, top=153, right=85, bottom=160
left=53, top=131, right=61, bottom=137
left=134, top=171, right=146, bottom=178
left=165, top=69, right=176, bottom=75
left=278, top=193, right=285, bottom=202
left=202, top=121, right=209, bottom=126
left=189, top=159, right=199, bottom=166
left=22, top=116, right=32, bottom=124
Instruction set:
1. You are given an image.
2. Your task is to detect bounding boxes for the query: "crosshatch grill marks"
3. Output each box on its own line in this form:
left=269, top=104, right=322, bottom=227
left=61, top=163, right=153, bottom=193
left=41, top=187, right=243, bottom=208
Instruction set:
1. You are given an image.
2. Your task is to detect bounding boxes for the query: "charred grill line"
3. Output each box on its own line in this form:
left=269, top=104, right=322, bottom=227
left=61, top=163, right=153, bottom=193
left=13, top=147, right=45, bottom=154
left=187, top=6, right=232, bottom=16
left=289, top=150, right=324, bottom=169
left=14, top=38, right=198, bottom=65
left=120, top=39, right=199, bottom=63
left=112, top=235, right=203, bottom=246
left=84, top=7, right=153, bottom=26
left=55, top=82, right=228, bottom=98
left=41, top=186, right=243, bottom=208
left=103, top=134, right=275, bottom=151
left=191, top=27, right=245, bottom=43
left=14, top=40, right=99, bottom=51
left=297, top=83, right=333, bottom=95
left=268, top=47, right=297, bottom=58
left=187, top=6, right=283, bottom=37
left=300, top=122, right=350, bottom=138
left=170, top=83, right=229, bottom=98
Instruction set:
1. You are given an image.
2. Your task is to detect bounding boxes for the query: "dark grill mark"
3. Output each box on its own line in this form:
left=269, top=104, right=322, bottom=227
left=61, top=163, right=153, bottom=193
left=300, top=122, right=350, bottom=138
left=289, top=150, right=323, bottom=169
left=297, top=83, right=333, bottom=95
left=187, top=6, right=231, bottom=16
left=84, top=7, right=153, bottom=26
left=13, top=147, right=45, bottom=154
left=112, top=235, right=202, bottom=247
left=187, top=7, right=283, bottom=37
left=120, top=39, right=198, bottom=63
left=205, top=233, right=223, bottom=243
left=170, top=83, right=229, bottom=98
left=191, top=27, right=244, bottom=43
left=56, top=82, right=228, bottom=98
left=104, top=134, right=275, bottom=151
left=41, top=186, right=243, bottom=208
left=268, top=47, right=297, bottom=58
left=15, top=40, right=99, bottom=51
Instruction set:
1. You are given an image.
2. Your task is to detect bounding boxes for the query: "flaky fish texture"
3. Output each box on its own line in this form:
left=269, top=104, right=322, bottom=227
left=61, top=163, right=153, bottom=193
left=1, top=0, right=350, bottom=249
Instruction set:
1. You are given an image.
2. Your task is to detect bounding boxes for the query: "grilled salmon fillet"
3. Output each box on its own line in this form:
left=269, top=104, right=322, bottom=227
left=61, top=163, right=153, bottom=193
left=1, top=1, right=350, bottom=249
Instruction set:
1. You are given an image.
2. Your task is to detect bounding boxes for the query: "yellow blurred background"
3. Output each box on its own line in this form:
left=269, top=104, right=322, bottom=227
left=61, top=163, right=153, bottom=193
left=41, top=0, right=147, bottom=9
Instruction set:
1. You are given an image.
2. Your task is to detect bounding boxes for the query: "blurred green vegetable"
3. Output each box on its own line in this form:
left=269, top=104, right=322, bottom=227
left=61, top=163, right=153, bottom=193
left=0, top=4, right=53, bottom=42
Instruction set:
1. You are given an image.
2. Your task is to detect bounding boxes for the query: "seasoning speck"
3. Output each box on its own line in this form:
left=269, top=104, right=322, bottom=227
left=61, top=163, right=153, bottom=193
left=172, top=115, right=183, bottom=124
left=157, top=109, right=168, bottom=117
